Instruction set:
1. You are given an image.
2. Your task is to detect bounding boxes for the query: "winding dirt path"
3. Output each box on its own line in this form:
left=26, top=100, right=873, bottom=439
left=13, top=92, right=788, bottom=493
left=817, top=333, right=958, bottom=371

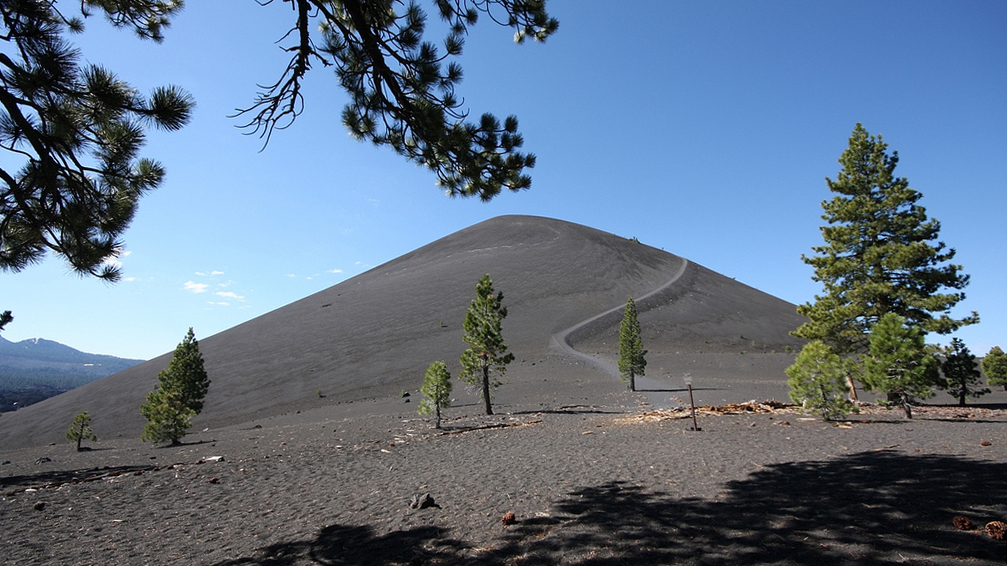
left=549, top=258, right=690, bottom=378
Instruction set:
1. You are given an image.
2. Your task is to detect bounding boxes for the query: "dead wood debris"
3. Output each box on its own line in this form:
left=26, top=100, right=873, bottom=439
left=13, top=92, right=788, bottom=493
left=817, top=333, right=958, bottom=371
left=432, top=419, right=545, bottom=437
left=622, top=401, right=794, bottom=423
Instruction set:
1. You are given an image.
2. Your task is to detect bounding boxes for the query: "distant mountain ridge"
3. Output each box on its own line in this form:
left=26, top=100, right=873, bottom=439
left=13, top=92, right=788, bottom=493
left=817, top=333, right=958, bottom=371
left=0, top=337, right=144, bottom=411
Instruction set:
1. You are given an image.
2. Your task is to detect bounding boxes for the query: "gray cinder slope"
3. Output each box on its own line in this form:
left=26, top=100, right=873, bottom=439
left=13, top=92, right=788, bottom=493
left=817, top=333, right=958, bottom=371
left=0, top=215, right=804, bottom=449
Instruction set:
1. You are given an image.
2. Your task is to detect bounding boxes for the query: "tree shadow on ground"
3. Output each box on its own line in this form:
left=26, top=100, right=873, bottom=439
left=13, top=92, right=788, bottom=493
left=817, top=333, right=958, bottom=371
left=212, top=524, right=462, bottom=566
left=0, top=464, right=154, bottom=491
left=489, top=451, right=1006, bottom=565
left=212, top=451, right=1006, bottom=565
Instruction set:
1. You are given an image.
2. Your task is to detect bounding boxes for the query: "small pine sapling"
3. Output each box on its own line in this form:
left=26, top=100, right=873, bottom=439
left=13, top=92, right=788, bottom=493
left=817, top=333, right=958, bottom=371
left=66, top=411, right=97, bottom=451
left=862, top=313, right=940, bottom=419
left=982, top=346, right=1007, bottom=391
left=419, top=361, right=452, bottom=428
left=940, top=338, right=989, bottom=405
left=786, top=341, right=858, bottom=420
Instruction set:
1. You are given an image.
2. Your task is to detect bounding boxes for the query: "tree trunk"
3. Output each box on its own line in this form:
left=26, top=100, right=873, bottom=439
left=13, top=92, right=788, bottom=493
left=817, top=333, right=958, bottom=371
left=435, top=404, right=441, bottom=429
left=630, top=372, right=636, bottom=391
left=846, top=374, right=859, bottom=401
left=900, top=393, right=913, bottom=419
left=482, top=363, right=493, bottom=415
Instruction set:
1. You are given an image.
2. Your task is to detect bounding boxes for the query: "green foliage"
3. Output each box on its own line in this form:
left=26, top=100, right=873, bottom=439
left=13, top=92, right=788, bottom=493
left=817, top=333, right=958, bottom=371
left=0, top=0, right=194, bottom=279
left=236, top=0, right=558, bottom=200
left=786, top=341, right=858, bottom=420
left=794, top=124, right=976, bottom=355
left=862, top=313, right=940, bottom=419
left=459, top=275, right=513, bottom=415
left=140, top=388, right=194, bottom=446
left=982, top=346, right=1007, bottom=390
left=939, top=338, right=987, bottom=405
left=617, top=298, right=647, bottom=391
left=66, top=411, right=97, bottom=451
left=140, top=328, right=209, bottom=445
left=419, top=360, right=452, bottom=428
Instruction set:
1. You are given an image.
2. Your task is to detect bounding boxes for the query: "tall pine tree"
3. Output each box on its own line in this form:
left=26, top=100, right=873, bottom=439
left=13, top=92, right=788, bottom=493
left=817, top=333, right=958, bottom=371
left=617, top=297, right=646, bottom=391
left=459, top=274, right=514, bottom=415
left=794, top=124, right=976, bottom=355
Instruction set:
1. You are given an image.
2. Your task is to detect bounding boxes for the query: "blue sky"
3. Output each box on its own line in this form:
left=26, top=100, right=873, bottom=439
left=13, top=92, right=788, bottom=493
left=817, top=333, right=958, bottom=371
left=2, top=1, right=1005, bottom=360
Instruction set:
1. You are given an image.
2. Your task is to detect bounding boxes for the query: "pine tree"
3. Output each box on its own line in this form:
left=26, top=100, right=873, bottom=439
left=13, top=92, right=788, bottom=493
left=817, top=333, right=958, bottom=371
left=794, top=124, right=977, bottom=355
left=419, top=360, right=452, bottom=428
left=459, top=275, right=514, bottom=415
left=140, top=328, right=210, bottom=445
left=0, top=0, right=194, bottom=280
left=238, top=1, right=558, bottom=200
left=862, top=313, right=940, bottom=419
left=66, top=411, right=97, bottom=451
left=940, top=338, right=988, bottom=406
left=983, top=346, right=1007, bottom=391
left=617, top=297, right=647, bottom=391
left=785, top=341, right=858, bottom=420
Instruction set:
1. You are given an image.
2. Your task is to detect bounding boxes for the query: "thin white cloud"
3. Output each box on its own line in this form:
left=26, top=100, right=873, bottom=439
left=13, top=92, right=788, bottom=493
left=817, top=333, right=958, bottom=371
left=216, top=291, right=244, bottom=300
left=211, top=270, right=224, bottom=276
left=123, top=276, right=137, bottom=282
left=184, top=281, right=209, bottom=293
left=209, top=301, right=230, bottom=306
left=327, top=268, right=343, bottom=274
